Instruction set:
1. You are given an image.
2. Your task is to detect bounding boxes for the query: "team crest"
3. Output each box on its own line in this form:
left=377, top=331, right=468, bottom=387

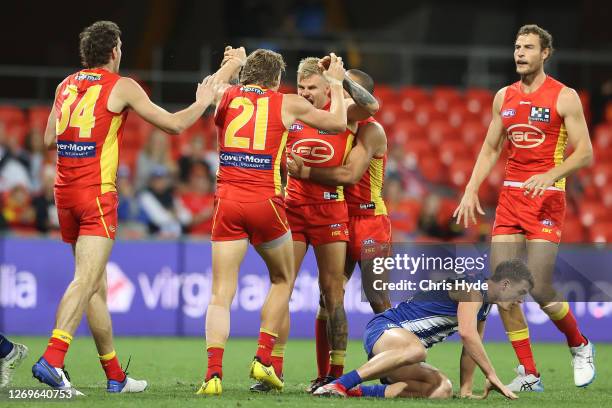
left=529, top=106, right=551, bottom=123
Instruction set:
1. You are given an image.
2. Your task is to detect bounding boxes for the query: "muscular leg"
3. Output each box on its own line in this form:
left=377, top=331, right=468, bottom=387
left=315, top=242, right=348, bottom=378
left=328, top=328, right=428, bottom=397
left=384, top=362, right=453, bottom=399
left=255, top=236, right=295, bottom=338
left=39, top=236, right=113, bottom=372
left=359, top=258, right=391, bottom=313
left=55, top=236, right=114, bottom=334
left=492, top=234, right=541, bottom=378
left=204, top=239, right=247, bottom=380
left=527, top=239, right=587, bottom=348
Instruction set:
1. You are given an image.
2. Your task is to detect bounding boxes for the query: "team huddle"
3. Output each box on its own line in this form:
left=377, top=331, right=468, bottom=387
left=0, top=21, right=597, bottom=400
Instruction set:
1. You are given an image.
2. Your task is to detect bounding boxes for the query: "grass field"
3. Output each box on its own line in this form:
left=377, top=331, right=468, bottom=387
left=2, top=337, right=610, bottom=407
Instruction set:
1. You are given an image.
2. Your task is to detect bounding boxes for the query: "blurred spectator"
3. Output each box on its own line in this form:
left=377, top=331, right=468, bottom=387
left=0, top=121, right=32, bottom=192
left=179, top=161, right=215, bottom=236
left=24, top=129, right=45, bottom=192
left=116, top=165, right=148, bottom=239
left=417, top=193, right=461, bottom=240
left=32, top=165, right=59, bottom=234
left=1, top=184, right=36, bottom=233
left=178, top=134, right=218, bottom=183
left=136, top=129, right=177, bottom=190
left=139, top=165, right=189, bottom=238
left=383, top=175, right=420, bottom=240
left=386, top=145, right=428, bottom=198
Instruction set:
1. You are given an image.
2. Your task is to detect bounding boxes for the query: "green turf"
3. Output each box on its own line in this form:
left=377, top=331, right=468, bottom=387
left=2, top=337, right=610, bottom=407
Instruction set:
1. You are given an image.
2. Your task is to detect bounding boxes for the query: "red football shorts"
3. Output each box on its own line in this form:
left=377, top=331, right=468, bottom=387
left=211, top=196, right=290, bottom=246
left=492, top=185, right=566, bottom=243
left=286, top=201, right=349, bottom=247
left=348, top=215, right=392, bottom=262
left=57, top=192, right=118, bottom=244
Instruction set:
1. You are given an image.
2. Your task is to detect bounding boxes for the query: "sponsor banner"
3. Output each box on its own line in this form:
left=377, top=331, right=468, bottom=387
left=1, top=238, right=610, bottom=341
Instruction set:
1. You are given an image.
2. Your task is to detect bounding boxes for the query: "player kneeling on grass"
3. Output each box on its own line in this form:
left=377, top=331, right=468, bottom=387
left=314, top=259, right=533, bottom=400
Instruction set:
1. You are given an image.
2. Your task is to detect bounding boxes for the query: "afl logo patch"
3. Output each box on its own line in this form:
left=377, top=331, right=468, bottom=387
left=502, top=109, right=516, bottom=118
left=289, top=123, right=303, bottom=132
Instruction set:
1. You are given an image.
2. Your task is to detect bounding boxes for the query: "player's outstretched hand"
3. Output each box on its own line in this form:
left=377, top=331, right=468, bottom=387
left=318, top=55, right=332, bottom=71
left=453, top=189, right=485, bottom=228
left=522, top=172, right=556, bottom=198
left=221, top=46, right=247, bottom=67
left=196, top=75, right=223, bottom=106
left=323, top=53, right=345, bottom=83
left=287, top=152, right=309, bottom=179
left=473, top=377, right=518, bottom=400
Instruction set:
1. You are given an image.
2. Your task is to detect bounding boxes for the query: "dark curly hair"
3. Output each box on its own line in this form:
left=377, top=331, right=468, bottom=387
left=79, top=21, right=121, bottom=68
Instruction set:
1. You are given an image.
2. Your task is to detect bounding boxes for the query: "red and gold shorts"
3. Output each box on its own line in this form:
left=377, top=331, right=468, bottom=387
left=347, top=215, right=392, bottom=262
left=492, top=184, right=565, bottom=243
left=57, top=192, right=118, bottom=244
left=286, top=201, right=349, bottom=247
left=211, top=196, right=290, bottom=246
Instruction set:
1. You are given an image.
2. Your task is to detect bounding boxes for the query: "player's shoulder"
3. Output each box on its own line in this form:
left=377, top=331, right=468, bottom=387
left=556, top=85, right=582, bottom=116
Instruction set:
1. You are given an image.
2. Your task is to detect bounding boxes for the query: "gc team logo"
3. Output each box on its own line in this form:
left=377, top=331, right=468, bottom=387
left=507, top=124, right=546, bottom=148
left=292, top=138, right=335, bottom=164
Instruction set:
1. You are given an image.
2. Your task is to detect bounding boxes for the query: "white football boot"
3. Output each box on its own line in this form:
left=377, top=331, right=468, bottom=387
left=506, top=365, right=544, bottom=392
left=571, top=339, right=595, bottom=387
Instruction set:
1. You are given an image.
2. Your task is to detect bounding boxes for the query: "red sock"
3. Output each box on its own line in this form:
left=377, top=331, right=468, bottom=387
left=315, top=316, right=330, bottom=378
left=42, top=329, right=72, bottom=368
left=99, top=351, right=126, bottom=382
left=550, top=303, right=587, bottom=347
left=255, top=330, right=277, bottom=366
left=206, top=346, right=224, bottom=380
left=271, top=355, right=284, bottom=377
left=510, top=338, right=539, bottom=376
left=328, top=350, right=345, bottom=378
left=271, top=343, right=285, bottom=377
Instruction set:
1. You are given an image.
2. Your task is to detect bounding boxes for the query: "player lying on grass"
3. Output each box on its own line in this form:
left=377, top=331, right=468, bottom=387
left=314, top=259, right=532, bottom=400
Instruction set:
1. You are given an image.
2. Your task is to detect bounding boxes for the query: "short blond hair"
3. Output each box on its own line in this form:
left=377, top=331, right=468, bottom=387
left=240, top=49, right=286, bottom=88
left=297, top=57, right=324, bottom=81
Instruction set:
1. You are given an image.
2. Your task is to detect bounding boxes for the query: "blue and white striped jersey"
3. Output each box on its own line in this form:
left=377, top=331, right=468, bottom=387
left=380, top=277, right=492, bottom=348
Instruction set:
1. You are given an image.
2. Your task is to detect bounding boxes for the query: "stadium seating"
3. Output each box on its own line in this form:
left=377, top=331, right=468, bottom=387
left=2, top=83, right=608, bottom=243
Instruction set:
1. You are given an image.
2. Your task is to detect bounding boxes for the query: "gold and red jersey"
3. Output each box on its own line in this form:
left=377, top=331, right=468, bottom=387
left=285, top=103, right=354, bottom=206
left=345, top=117, right=388, bottom=217
left=214, top=84, right=288, bottom=202
left=54, top=68, right=127, bottom=208
left=500, top=76, right=568, bottom=190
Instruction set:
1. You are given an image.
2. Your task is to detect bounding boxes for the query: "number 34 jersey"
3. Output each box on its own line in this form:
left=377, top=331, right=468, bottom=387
left=214, top=84, right=288, bottom=202
left=54, top=68, right=127, bottom=208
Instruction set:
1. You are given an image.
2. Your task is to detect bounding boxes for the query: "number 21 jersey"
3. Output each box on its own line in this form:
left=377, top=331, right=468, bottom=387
left=214, top=85, right=288, bottom=202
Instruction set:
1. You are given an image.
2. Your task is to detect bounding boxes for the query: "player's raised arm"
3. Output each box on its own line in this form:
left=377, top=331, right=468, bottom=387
left=456, top=299, right=517, bottom=400
left=43, top=83, right=63, bottom=149
left=288, top=120, right=386, bottom=185
left=283, top=53, right=347, bottom=132
left=458, top=319, right=486, bottom=397
left=111, top=75, right=220, bottom=134
left=453, top=87, right=507, bottom=227
left=522, top=87, right=593, bottom=197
